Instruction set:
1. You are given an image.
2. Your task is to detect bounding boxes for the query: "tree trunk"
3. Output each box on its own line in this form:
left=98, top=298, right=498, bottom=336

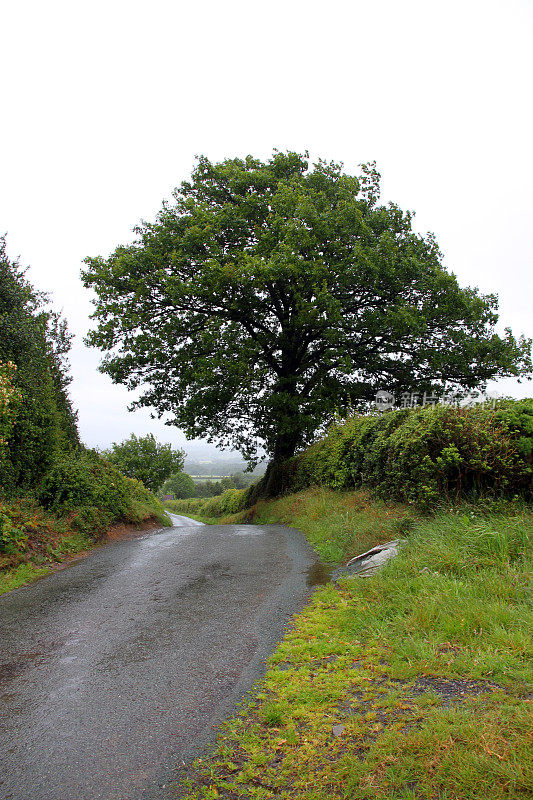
left=258, top=432, right=301, bottom=498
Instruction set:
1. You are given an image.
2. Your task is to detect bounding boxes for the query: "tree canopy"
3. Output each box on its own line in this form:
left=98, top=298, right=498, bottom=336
left=160, top=471, right=197, bottom=499
left=104, top=433, right=184, bottom=493
left=83, top=152, right=532, bottom=467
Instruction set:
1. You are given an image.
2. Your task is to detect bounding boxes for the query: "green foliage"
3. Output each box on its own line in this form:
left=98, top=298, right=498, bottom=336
left=104, top=433, right=184, bottom=493
left=162, top=473, right=250, bottom=501
left=169, top=486, right=247, bottom=519
left=0, top=509, right=27, bottom=555
left=164, top=497, right=204, bottom=515
left=0, top=237, right=79, bottom=492
left=193, top=477, right=236, bottom=497
left=160, top=470, right=197, bottom=499
left=82, top=152, right=531, bottom=466
left=46, top=531, right=92, bottom=560
left=280, top=400, right=533, bottom=507
left=37, top=450, right=168, bottom=532
left=0, top=360, right=21, bottom=474
left=218, top=487, right=243, bottom=514
left=492, top=399, right=533, bottom=459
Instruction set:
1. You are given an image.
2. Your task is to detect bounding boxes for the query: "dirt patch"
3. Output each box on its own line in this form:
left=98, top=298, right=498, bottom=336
left=408, top=676, right=498, bottom=704
left=104, top=517, right=166, bottom=541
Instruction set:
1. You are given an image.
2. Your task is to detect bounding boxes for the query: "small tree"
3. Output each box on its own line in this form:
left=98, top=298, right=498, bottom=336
left=105, top=434, right=184, bottom=493
left=231, top=472, right=249, bottom=489
left=160, top=471, right=196, bottom=499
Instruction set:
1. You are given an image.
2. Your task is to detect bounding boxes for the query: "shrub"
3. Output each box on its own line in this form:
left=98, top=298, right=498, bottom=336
left=37, top=450, right=166, bottom=531
left=219, top=488, right=243, bottom=514
left=280, top=400, right=533, bottom=507
left=159, top=471, right=197, bottom=499
left=0, top=509, right=27, bottom=555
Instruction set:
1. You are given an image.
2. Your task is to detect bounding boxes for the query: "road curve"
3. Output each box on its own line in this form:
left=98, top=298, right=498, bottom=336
left=0, top=516, right=318, bottom=800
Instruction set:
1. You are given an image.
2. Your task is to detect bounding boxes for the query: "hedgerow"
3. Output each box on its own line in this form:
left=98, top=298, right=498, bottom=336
left=0, top=238, right=79, bottom=493
left=167, top=402, right=533, bottom=519
left=280, top=400, right=533, bottom=507
left=166, top=486, right=250, bottom=519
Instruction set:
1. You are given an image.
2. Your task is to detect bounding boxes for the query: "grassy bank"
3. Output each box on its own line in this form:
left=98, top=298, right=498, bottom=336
left=0, top=498, right=94, bottom=594
left=174, top=488, right=532, bottom=800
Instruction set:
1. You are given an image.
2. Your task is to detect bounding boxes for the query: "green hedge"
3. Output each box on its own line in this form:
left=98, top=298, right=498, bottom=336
left=280, top=400, right=533, bottom=507
left=37, top=450, right=168, bottom=532
left=166, top=486, right=249, bottom=518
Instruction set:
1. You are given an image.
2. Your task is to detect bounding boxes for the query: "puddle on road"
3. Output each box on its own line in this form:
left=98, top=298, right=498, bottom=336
left=232, top=526, right=265, bottom=536
left=306, top=561, right=334, bottom=586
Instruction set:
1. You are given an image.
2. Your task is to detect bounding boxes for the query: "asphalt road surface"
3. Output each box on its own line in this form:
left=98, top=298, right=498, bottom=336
left=0, top=516, right=319, bottom=800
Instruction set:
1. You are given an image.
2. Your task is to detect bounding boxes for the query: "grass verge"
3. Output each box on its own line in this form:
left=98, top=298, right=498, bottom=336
left=173, top=488, right=532, bottom=800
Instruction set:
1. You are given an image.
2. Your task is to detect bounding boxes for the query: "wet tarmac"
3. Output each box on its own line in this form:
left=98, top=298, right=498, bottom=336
left=0, top=517, right=319, bottom=800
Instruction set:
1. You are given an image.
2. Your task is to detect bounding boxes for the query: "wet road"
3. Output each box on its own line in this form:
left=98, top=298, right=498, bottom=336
left=0, top=516, right=318, bottom=800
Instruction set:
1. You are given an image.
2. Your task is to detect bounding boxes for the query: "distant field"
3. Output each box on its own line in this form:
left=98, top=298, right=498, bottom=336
left=189, top=474, right=232, bottom=482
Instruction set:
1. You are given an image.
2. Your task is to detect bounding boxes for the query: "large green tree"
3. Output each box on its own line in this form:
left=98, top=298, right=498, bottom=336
left=104, top=433, right=184, bottom=493
left=83, top=152, right=531, bottom=469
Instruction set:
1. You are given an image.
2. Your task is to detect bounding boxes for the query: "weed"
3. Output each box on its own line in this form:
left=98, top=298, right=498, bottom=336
left=261, top=702, right=286, bottom=726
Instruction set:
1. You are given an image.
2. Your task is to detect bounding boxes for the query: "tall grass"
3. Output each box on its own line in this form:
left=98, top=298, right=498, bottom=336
left=345, top=509, right=532, bottom=683
left=252, top=486, right=417, bottom=562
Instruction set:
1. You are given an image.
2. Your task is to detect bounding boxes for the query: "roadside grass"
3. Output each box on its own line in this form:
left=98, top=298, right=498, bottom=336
left=0, top=562, right=52, bottom=594
left=251, top=487, right=418, bottom=563
left=0, top=531, right=92, bottom=593
left=173, top=493, right=532, bottom=800
left=0, top=498, right=95, bottom=594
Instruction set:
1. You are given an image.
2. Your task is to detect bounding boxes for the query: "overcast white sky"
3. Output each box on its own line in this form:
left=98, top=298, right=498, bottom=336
left=1, top=0, right=532, bottom=456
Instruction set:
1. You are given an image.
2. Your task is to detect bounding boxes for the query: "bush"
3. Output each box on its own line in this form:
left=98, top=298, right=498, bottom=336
left=160, top=471, right=197, bottom=499
left=0, top=509, right=27, bottom=555
left=280, top=400, right=533, bottom=507
left=166, top=487, right=247, bottom=519
left=219, top=488, right=243, bottom=514
left=38, top=450, right=167, bottom=532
